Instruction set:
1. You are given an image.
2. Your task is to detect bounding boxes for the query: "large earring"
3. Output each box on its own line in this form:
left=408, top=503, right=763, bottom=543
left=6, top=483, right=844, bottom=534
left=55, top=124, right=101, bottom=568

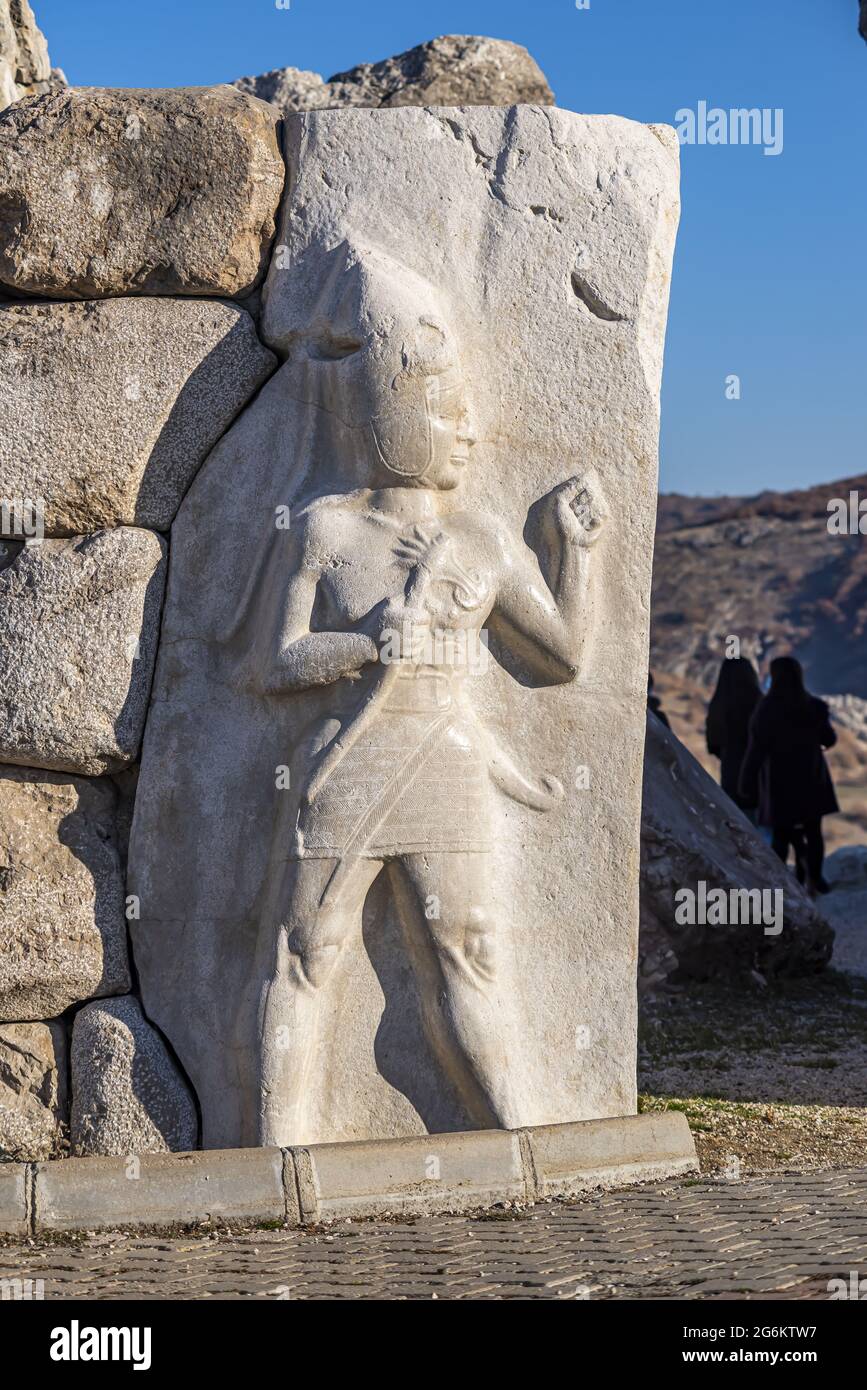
left=367, top=390, right=434, bottom=479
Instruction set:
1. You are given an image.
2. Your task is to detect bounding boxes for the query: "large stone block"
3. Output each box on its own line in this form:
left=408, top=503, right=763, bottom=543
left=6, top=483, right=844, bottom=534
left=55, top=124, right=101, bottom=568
left=0, top=299, right=276, bottom=535
left=640, top=713, right=834, bottom=988
left=70, top=997, right=198, bottom=1157
left=0, top=528, right=167, bottom=774
left=0, top=86, right=284, bottom=299
left=0, top=766, right=130, bottom=1022
left=130, top=105, right=680, bottom=1149
left=0, top=1019, right=67, bottom=1160
left=234, top=35, right=554, bottom=114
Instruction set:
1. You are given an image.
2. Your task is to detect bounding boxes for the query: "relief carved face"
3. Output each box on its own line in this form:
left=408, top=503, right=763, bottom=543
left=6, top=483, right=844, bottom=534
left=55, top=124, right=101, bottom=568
left=368, top=357, right=474, bottom=492
left=304, top=246, right=477, bottom=493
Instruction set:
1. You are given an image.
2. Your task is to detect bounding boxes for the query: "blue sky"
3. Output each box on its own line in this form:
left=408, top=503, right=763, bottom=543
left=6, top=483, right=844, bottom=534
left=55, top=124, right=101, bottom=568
left=36, top=0, right=867, bottom=498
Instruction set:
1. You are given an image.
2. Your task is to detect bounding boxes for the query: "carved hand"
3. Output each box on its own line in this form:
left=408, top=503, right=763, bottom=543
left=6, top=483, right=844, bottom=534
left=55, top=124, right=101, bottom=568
left=392, top=524, right=452, bottom=576
left=546, top=471, right=608, bottom=549
left=377, top=598, right=432, bottom=665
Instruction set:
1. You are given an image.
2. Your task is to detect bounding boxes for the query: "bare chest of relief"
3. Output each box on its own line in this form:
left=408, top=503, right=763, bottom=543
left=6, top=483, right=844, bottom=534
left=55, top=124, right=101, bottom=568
left=313, top=513, right=496, bottom=631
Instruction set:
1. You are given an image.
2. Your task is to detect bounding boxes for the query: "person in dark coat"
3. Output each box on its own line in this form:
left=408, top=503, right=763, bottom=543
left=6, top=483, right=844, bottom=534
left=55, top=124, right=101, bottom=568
left=739, top=656, right=838, bottom=894
left=706, top=656, right=761, bottom=813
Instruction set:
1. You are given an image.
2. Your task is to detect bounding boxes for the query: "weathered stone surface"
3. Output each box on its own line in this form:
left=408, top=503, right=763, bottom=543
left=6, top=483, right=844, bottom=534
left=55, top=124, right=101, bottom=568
left=0, top=528, right=167, bottom=774
left=825, top=844, right=867, bottom=891
left=233, top=65, right=331, bottom=114
left=0, top=1019, right=66, bottom=1160
left=130, top=105, right=680, bottom=1150
left=0, top=299, right=276, bottom=534
left=640, top=712, right=834, bottom=990
left=70, top=997, right=198, bottom=1157
left=0, top=1161, right=26, bottom=1234
left=0, top=0, right=51, bottom=109
left=233, top=34, right=553, bottom=113
left=0, top=86, right=284, bottom=299
left=0, top=766, right=130, bottom=1022
left=818, top=846, right=867, bottom=980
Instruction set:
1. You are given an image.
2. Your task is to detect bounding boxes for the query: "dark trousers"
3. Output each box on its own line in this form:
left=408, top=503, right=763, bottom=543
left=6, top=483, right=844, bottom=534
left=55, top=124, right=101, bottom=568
left=771, top=817, right=824, bottom=885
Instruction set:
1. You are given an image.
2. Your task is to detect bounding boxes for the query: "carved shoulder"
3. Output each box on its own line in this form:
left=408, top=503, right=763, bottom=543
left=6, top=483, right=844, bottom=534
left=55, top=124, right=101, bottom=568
left=451, top=510, right=513, bottom=566
left=291, top=496, right=350, bottom=571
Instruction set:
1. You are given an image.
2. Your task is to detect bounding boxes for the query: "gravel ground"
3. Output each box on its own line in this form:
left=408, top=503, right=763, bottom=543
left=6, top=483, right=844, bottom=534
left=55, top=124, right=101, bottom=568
left=639, top=960, right=867, bottom=1175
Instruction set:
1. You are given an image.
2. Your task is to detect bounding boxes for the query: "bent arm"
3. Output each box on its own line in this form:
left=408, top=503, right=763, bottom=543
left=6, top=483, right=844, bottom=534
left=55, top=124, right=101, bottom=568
left=489, top=474, right=606, bottom=684
left=489, top=534, right=593, bottom=683
left=253, top=534, right=378, bottom=696
left=258, top=628, right=379, bottom=694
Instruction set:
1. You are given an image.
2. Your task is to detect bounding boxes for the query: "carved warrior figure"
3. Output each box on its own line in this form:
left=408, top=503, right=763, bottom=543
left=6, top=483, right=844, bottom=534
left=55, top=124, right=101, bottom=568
left=232, top=246, right=606, bottom=1145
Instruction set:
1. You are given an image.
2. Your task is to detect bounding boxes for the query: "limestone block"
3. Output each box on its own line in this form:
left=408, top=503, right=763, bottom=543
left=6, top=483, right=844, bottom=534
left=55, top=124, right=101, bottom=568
left=0, top=766, right=130, bottom=1022
left=233, top=35, right=554, bottom=113
left=70, top=996, right=198, bottom=1157
left=0, top=528, right=167, bottom=774
left=0, top=299, right=277, bottom=535
left=0, top=85, right=284, bottom=298
left=0, top=1019, right=67, bottom=1160
left=129, top=105, right=680, bottom=1149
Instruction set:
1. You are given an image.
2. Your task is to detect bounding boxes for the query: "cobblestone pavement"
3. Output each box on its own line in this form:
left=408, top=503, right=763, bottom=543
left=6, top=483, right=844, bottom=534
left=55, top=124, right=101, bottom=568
left=3, top=1169, right=867, bottom=1300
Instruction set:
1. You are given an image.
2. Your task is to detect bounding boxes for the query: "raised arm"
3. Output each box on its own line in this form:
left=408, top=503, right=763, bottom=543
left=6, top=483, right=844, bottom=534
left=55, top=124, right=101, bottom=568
left=489, top=473, right=606, bottom=684
left=255, top=523, right=378, bottom=696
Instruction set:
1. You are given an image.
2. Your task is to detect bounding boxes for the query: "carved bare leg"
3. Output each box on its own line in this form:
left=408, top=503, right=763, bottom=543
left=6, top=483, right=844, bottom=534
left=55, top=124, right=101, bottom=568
left=392, top=851, right=521, bottom=1130
left=255, top=855, right=382, bottom=1147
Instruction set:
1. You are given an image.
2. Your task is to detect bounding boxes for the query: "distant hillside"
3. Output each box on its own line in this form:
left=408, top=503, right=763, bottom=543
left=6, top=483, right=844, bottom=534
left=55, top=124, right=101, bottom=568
left=657, top=473, right=867, bottom=535
left=652, top=474, right=867, bottom=697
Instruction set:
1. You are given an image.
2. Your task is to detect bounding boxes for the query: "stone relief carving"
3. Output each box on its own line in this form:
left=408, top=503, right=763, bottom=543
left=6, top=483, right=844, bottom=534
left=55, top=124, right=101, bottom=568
left=128, top=107, right=679, bottom=1150
left=225, top=246, right=607, bottom=1145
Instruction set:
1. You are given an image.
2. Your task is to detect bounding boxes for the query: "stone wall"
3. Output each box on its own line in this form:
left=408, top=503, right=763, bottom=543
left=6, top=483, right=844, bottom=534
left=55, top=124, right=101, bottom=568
left=0, top=81, right=283, bottom=1159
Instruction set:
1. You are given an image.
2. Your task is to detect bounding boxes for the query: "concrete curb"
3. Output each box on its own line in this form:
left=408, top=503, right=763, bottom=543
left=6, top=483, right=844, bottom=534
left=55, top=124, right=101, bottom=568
left=0, top=1112, right=697, bottom=1234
